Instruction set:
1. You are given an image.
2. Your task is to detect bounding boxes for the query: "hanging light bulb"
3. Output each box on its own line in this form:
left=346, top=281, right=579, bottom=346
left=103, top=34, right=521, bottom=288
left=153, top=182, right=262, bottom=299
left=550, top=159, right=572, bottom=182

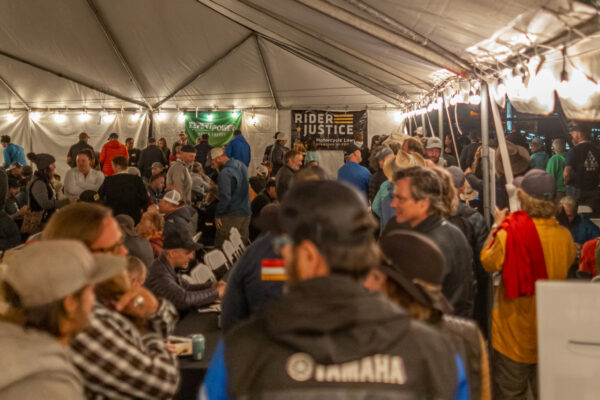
left=103, top=112, right=116, bottom=123
left=177, top=112, right=186, bottom=123
left=5, top=112, right=16, bottom=123
left=247, top=114, right=258, bottom=125
left=53, top=111, right=66, bottom=123
left=427, top=103, right=434, bottom=112
left=231, top=111, right=239, bottom=118
left=29, top=111, right=40, bottom=121
left=206, top=113, right=214, bottom=122
left=156, top=111, right=166, bottom=122
left=78, top=110, right=90, bottom=122
left=130, top=112, right=140, bottom=122
left=392, top=111, right=403, bottom=124
left=469, top=92, right=481, bottom=105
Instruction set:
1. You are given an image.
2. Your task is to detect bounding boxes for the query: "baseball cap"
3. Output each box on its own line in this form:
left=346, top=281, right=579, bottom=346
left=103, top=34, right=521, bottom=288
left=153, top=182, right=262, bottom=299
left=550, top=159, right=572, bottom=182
left=379, top=230, right=453, bottom=314
left=210, top=147, right=225, bottom=159
left=79, top=190, right=101, bottom=203
left=163, top=229, right=202, bottom=252
left=181, top=144, right=196, bottom=153
left=255, top=164, right=268, bottom=176
left=21, top=165, right=33, bottom=177
left=8, top=162, right=22, bottom=170
left=425, top=137, right=442, bottom=149
left=414, top=127, right=425, bottom=137
left=151, top=162, right=164, bottom=169
left=4, top=240, right=127, bottom=307
left=280, top=180, right=376, bottom=246
left=116, top=214, right=138, bottom=237
left=375, top=147, right=393, bottom=161
left=78, top=132, right=89, bottom=140
left=531, top=137, right=544, bottom=147
left=108, top=133, right=119, bottom=140
left=514, top=169, right=556, bottom=200
left=162, top=190, right=182, bottom=205
left=446, top=166, right=466, bottom=189
left=343, top=143, right=361, bottom=157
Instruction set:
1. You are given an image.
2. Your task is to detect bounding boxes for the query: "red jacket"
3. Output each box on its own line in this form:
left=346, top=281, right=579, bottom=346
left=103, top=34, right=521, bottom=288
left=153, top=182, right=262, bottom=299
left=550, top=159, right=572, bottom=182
left=99, top=140, right=128, bottom=176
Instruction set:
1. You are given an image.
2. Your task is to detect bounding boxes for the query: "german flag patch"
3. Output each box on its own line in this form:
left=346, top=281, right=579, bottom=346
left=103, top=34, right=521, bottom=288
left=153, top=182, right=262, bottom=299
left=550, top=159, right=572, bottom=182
left=261, top=259, right=286, bottom=281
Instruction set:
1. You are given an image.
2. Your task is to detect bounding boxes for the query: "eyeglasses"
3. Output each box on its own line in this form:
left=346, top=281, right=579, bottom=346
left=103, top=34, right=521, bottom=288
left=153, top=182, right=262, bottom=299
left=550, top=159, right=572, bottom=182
left=91, top=237, right=125, bottom=254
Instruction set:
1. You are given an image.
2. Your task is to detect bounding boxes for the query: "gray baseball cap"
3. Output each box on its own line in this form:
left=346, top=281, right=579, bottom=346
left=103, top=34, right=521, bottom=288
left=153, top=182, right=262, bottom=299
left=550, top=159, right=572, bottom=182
left=4, top=240, right=127, bottom=307
left=425, top=137, right=442, bottom=149
left=514, top=169, right=556, bottom=200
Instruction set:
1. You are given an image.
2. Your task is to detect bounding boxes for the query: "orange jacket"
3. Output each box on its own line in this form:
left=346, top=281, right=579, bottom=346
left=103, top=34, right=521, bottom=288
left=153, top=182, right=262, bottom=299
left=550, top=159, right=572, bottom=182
left=99, top=140, right=128, bottom=176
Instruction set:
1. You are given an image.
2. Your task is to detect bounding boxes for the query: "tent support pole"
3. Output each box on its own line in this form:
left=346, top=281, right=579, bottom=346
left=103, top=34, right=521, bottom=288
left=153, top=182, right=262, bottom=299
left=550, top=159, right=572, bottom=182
left=236, top=0, right=431, bottom=91
left=341, top=0, right=472, bottom=73
left=408, top=115, right=412, bottom=135
left=481, top=83, right=491, bottom=226
left=294, top=0, right=469, bottom=76
left=421, top=114, right=426, bottom=136
left=264, top=36, right=402, bottom=106
left=255, top=36, right=281, bottom=110
left=85, top=0, right=153, bottom=110
left=0, top=75, right=30, bottom=111
left=438, top=98, right=444, bottom=144
left=0, top=50, right=148, bottom=108
left=153, top=33, right=254, bottom=109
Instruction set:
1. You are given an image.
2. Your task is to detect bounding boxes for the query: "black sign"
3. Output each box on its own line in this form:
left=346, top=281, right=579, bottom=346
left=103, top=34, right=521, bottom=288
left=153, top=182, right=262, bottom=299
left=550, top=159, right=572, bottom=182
left=292, top=110, right=368, bottom=150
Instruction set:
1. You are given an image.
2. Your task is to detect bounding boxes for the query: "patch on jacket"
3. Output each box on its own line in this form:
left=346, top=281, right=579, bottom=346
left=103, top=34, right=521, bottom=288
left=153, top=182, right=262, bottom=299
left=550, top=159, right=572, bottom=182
left=286, top=352, right=406, bottom=384
left=261, top=259, right=286, bottom=281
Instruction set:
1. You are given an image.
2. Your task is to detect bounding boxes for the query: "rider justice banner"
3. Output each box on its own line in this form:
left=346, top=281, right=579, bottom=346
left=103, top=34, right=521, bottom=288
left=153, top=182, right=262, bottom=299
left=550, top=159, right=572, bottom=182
left=291, top=110, right=368, bottom=150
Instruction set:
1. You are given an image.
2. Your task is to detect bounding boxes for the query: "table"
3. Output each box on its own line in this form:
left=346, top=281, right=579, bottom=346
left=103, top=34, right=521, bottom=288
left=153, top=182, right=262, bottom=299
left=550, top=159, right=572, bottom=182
left=173, top=311, right=222, bottom=400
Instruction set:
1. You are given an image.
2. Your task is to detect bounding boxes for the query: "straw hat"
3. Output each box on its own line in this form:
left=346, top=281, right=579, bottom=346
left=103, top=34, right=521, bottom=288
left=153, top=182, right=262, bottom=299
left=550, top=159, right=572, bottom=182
left=496, top=142, right=530, bottom=177
left=383, top=150, right=423, bottom=181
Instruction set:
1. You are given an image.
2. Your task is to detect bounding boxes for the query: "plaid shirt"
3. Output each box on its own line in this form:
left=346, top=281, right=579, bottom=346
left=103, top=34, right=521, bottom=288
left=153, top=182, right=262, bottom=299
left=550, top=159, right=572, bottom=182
left=70, top=300, right=180, bottom=399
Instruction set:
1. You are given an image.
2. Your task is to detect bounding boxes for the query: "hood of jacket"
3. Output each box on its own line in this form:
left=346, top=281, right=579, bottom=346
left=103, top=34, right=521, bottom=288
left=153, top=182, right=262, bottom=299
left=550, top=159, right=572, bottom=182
left=105, top=139, right=123, bottom=149
left=167, top=205, right=195, bottom=222
left=261, top=275, right=411, bottom=365
left=0, top=321, right=81, bottom=392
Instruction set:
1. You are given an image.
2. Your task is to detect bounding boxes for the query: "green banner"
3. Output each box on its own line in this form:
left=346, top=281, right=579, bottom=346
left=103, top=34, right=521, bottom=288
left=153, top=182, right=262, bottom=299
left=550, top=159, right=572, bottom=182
left=184, top=111, right=242, bottom=147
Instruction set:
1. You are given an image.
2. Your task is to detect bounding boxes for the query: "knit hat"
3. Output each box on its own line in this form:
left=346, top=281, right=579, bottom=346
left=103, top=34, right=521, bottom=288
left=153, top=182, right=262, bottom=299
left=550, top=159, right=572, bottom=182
left=379, top=230, right=453, bottom=314
left=26, top=152, right=55, bottom=170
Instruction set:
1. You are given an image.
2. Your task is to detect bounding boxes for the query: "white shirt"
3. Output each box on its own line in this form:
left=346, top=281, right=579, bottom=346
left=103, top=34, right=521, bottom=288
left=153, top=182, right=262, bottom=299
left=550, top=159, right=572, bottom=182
left=64, top=167, right=105, bottom=197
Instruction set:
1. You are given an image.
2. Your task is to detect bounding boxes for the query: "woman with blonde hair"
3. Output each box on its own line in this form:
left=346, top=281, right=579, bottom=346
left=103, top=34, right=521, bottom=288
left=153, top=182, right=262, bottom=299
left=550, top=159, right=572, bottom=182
left=137, top=211, right=165, bottom=258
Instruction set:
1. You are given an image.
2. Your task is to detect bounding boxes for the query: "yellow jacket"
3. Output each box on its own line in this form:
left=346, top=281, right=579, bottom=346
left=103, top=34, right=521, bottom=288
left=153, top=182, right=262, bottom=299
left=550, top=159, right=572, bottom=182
left=480, top=217, right=575, bottom=364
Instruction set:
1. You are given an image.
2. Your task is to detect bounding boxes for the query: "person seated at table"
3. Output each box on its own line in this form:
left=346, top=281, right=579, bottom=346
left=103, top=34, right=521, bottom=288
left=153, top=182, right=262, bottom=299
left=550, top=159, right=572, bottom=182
left=159, top=190, right=198, bottom=238
left=146, top=228, right=226, bottom=313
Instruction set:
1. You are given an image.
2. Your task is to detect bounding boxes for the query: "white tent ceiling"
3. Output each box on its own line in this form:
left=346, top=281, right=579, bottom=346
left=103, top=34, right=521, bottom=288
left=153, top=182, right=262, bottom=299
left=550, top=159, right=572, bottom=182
left=0, top=0, right=597, bottom=111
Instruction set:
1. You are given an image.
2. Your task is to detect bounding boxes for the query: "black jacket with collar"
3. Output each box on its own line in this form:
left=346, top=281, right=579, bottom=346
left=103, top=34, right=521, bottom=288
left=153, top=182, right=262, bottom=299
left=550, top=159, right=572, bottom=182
left=145, top=254, right=218, bottom=313
left=223, top=275, right=464, bottom=400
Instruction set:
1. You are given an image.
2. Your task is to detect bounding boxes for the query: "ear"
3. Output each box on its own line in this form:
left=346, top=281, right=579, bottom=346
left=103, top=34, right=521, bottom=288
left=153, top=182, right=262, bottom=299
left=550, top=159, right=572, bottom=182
left=296, top=240, right=328, bottom=280
left=417, top=197, right=431, bottom=214
left=63, top=293, right=79, bottom=314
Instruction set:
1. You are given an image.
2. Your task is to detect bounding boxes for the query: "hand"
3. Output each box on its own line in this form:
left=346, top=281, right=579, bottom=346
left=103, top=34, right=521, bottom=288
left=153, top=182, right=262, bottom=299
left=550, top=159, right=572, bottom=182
left=216, top=281, right=226, bottom=298
left=19, top=205, right=29, bottom=214
left=494, top=206, right=508, bottom=226
left=115, top=286, right=159, bottom=319
left=215, top=217, right=222, bottom=230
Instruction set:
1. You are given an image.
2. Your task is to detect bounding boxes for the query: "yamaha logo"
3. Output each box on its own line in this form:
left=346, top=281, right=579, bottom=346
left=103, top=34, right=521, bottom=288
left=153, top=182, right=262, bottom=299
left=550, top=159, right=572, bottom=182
left=286, top=353, right=314, bottom=382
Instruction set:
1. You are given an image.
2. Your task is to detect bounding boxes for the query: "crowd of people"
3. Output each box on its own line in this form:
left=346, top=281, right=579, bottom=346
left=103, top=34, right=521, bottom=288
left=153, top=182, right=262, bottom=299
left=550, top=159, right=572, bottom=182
left=0, top=120, right=599, bottom=399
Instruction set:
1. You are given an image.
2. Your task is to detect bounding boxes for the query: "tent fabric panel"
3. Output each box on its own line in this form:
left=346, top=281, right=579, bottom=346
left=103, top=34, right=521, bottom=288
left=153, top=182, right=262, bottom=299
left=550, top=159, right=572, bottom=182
left=93, top=0, right=253, bottom=103
left=0, top=0, right=141, bottom=101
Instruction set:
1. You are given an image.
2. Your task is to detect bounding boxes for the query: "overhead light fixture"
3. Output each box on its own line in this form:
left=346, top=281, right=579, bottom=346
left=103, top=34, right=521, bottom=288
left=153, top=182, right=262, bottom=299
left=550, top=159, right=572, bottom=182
left=103, top=112, right=116, bottom=123
left=392, top=111, right=403, bottom=124
left=231, top=111, right=239, bottom=118
left=131, top=112, right=140, bottom=122
left=53, top=111, right=66, bottom=123
left=247, top=114, right=258, bottom=125
left=156, top=111, right=166, bottom=121
left=206, top=113, right=214, bottom=122
left=5, top=112, right=16, bottom=123
left=29, top=111, right=41, bottom=121
left=78, top=110, right=90, bottom=122
left=177, top=112, right=186, bottom=123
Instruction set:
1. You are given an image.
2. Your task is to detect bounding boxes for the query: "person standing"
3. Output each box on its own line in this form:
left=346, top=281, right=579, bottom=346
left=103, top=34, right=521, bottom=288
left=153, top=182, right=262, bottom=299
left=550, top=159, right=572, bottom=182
left=99, top=133, right=128, bottom=176
left=368, top=147, right=393, bottom=201
left=460, top=130, right=481, bottom=171
left=425, top=137, right=446, bottom=167
left=529, top=137, right=549, bottom=170
left=210, top=147, right=251, bottom=247
left=125, top=137, right=141, bottom=167
left=157, top=137, right=171, bottom=161
left=202, top=180, right=468, bottom=400
left=1, top=135, right=27, bottom=168
left=546, top=138, right=567, bottom=199
left=226, top=129, right=251, bottom=167
left=195, top=133, right=212, bottom=165
left=353, top=131, right=370, bottom=170
left=166, top=144, right=196, bottom=205
left=64, top=150, right=105, bottom=198
left=337, top=143, right=371, bottom=197
left=564, top=122, right=600, bottom=214
left=138, top=137, right=168, bottom=179
left=98, top=156, right=148, bottom=224
left=275, top=150, right=302, bottom=199
left=481, top=169, right=575, bottom=399
left=66, top=132, right=94, bottom=168
left=266, top=132, right=288, bottom=175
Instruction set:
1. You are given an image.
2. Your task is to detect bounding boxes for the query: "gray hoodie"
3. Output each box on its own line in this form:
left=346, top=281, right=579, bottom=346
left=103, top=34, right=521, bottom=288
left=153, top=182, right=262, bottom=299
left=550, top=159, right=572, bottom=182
left=0, top=321, right=84, bottom=399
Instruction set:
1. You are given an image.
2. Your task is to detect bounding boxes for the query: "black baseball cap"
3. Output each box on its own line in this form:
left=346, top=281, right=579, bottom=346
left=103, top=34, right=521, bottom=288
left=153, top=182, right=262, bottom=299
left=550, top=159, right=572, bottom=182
left=379, top=230, right=453, bottom=314
left=343, top=143, right=361, bottom=157
left=163, top=229, right=202, bottom=252
left=181, top=144, right=196, bottom=153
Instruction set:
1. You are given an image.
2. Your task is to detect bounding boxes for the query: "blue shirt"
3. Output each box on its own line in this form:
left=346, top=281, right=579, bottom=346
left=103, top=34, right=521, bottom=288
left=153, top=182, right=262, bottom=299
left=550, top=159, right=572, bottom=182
left=225, top=135, right=251, bottom=167
left=337, top=162, right=371, bottom=197
left=216, top=159, right=251, bottom=217
left=2, top=143, right=27, bottom=168
left=372, top=180, right=395, bottom=234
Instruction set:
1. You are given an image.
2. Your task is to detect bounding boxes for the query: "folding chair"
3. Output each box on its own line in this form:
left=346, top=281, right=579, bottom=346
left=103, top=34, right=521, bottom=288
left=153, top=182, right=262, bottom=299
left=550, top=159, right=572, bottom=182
left=188, top=263, right=216, bottom=285
left=203, top=249, right=229, bottom=280
left=222, top=240, right=237, bottom=266
left=229, top=228, right=246, bottom=257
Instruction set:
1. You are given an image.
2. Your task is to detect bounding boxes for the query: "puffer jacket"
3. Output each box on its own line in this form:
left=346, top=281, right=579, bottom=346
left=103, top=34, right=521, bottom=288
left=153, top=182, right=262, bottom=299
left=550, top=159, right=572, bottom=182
left=99, top=140, right=128, bottom=176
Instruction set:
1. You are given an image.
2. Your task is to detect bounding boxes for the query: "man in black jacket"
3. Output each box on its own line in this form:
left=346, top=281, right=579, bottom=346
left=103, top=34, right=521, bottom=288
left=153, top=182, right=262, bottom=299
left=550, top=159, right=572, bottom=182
left=275, top=150, right=302, bottom=199
left=125, top=138, right=141, bottom=167
left=138, top=137, right=168, bottom=179
left=384, top=166, right=474, bottom=318
left=202, top=180, right=468, bottom=400
left=146, top=228, right=225, bottom=313
left=98, top=156, right=148, bottom=224
left=249, top=178, right=276, bottom=240
left=66, top=132, right=94, bottom=168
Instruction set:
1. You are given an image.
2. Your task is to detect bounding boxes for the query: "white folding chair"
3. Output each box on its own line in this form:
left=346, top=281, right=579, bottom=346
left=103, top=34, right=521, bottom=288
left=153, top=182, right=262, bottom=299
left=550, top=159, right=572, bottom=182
left=203, top=249, right=229, bottom=279
left=229, top=228, right=245, bottom=257
left=188, top=263, right=216, bottom=284
left=222, top=240, right=238, bottom=265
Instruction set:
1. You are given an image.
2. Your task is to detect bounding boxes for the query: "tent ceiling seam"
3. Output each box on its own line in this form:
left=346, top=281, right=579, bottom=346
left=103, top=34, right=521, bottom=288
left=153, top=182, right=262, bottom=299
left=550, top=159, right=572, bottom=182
left=236, top=0, right=432, bottom=91
left=0, top=74, right=30, bottom=110
left=152, top=33, right=254, bottom=109
left=254, top=35, right=281, bottom=110
left=0, top=50, right=148, bottom=108
left=84, top=0, right=153, bottom=110
left=294, top=0, right=469, bottom=76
